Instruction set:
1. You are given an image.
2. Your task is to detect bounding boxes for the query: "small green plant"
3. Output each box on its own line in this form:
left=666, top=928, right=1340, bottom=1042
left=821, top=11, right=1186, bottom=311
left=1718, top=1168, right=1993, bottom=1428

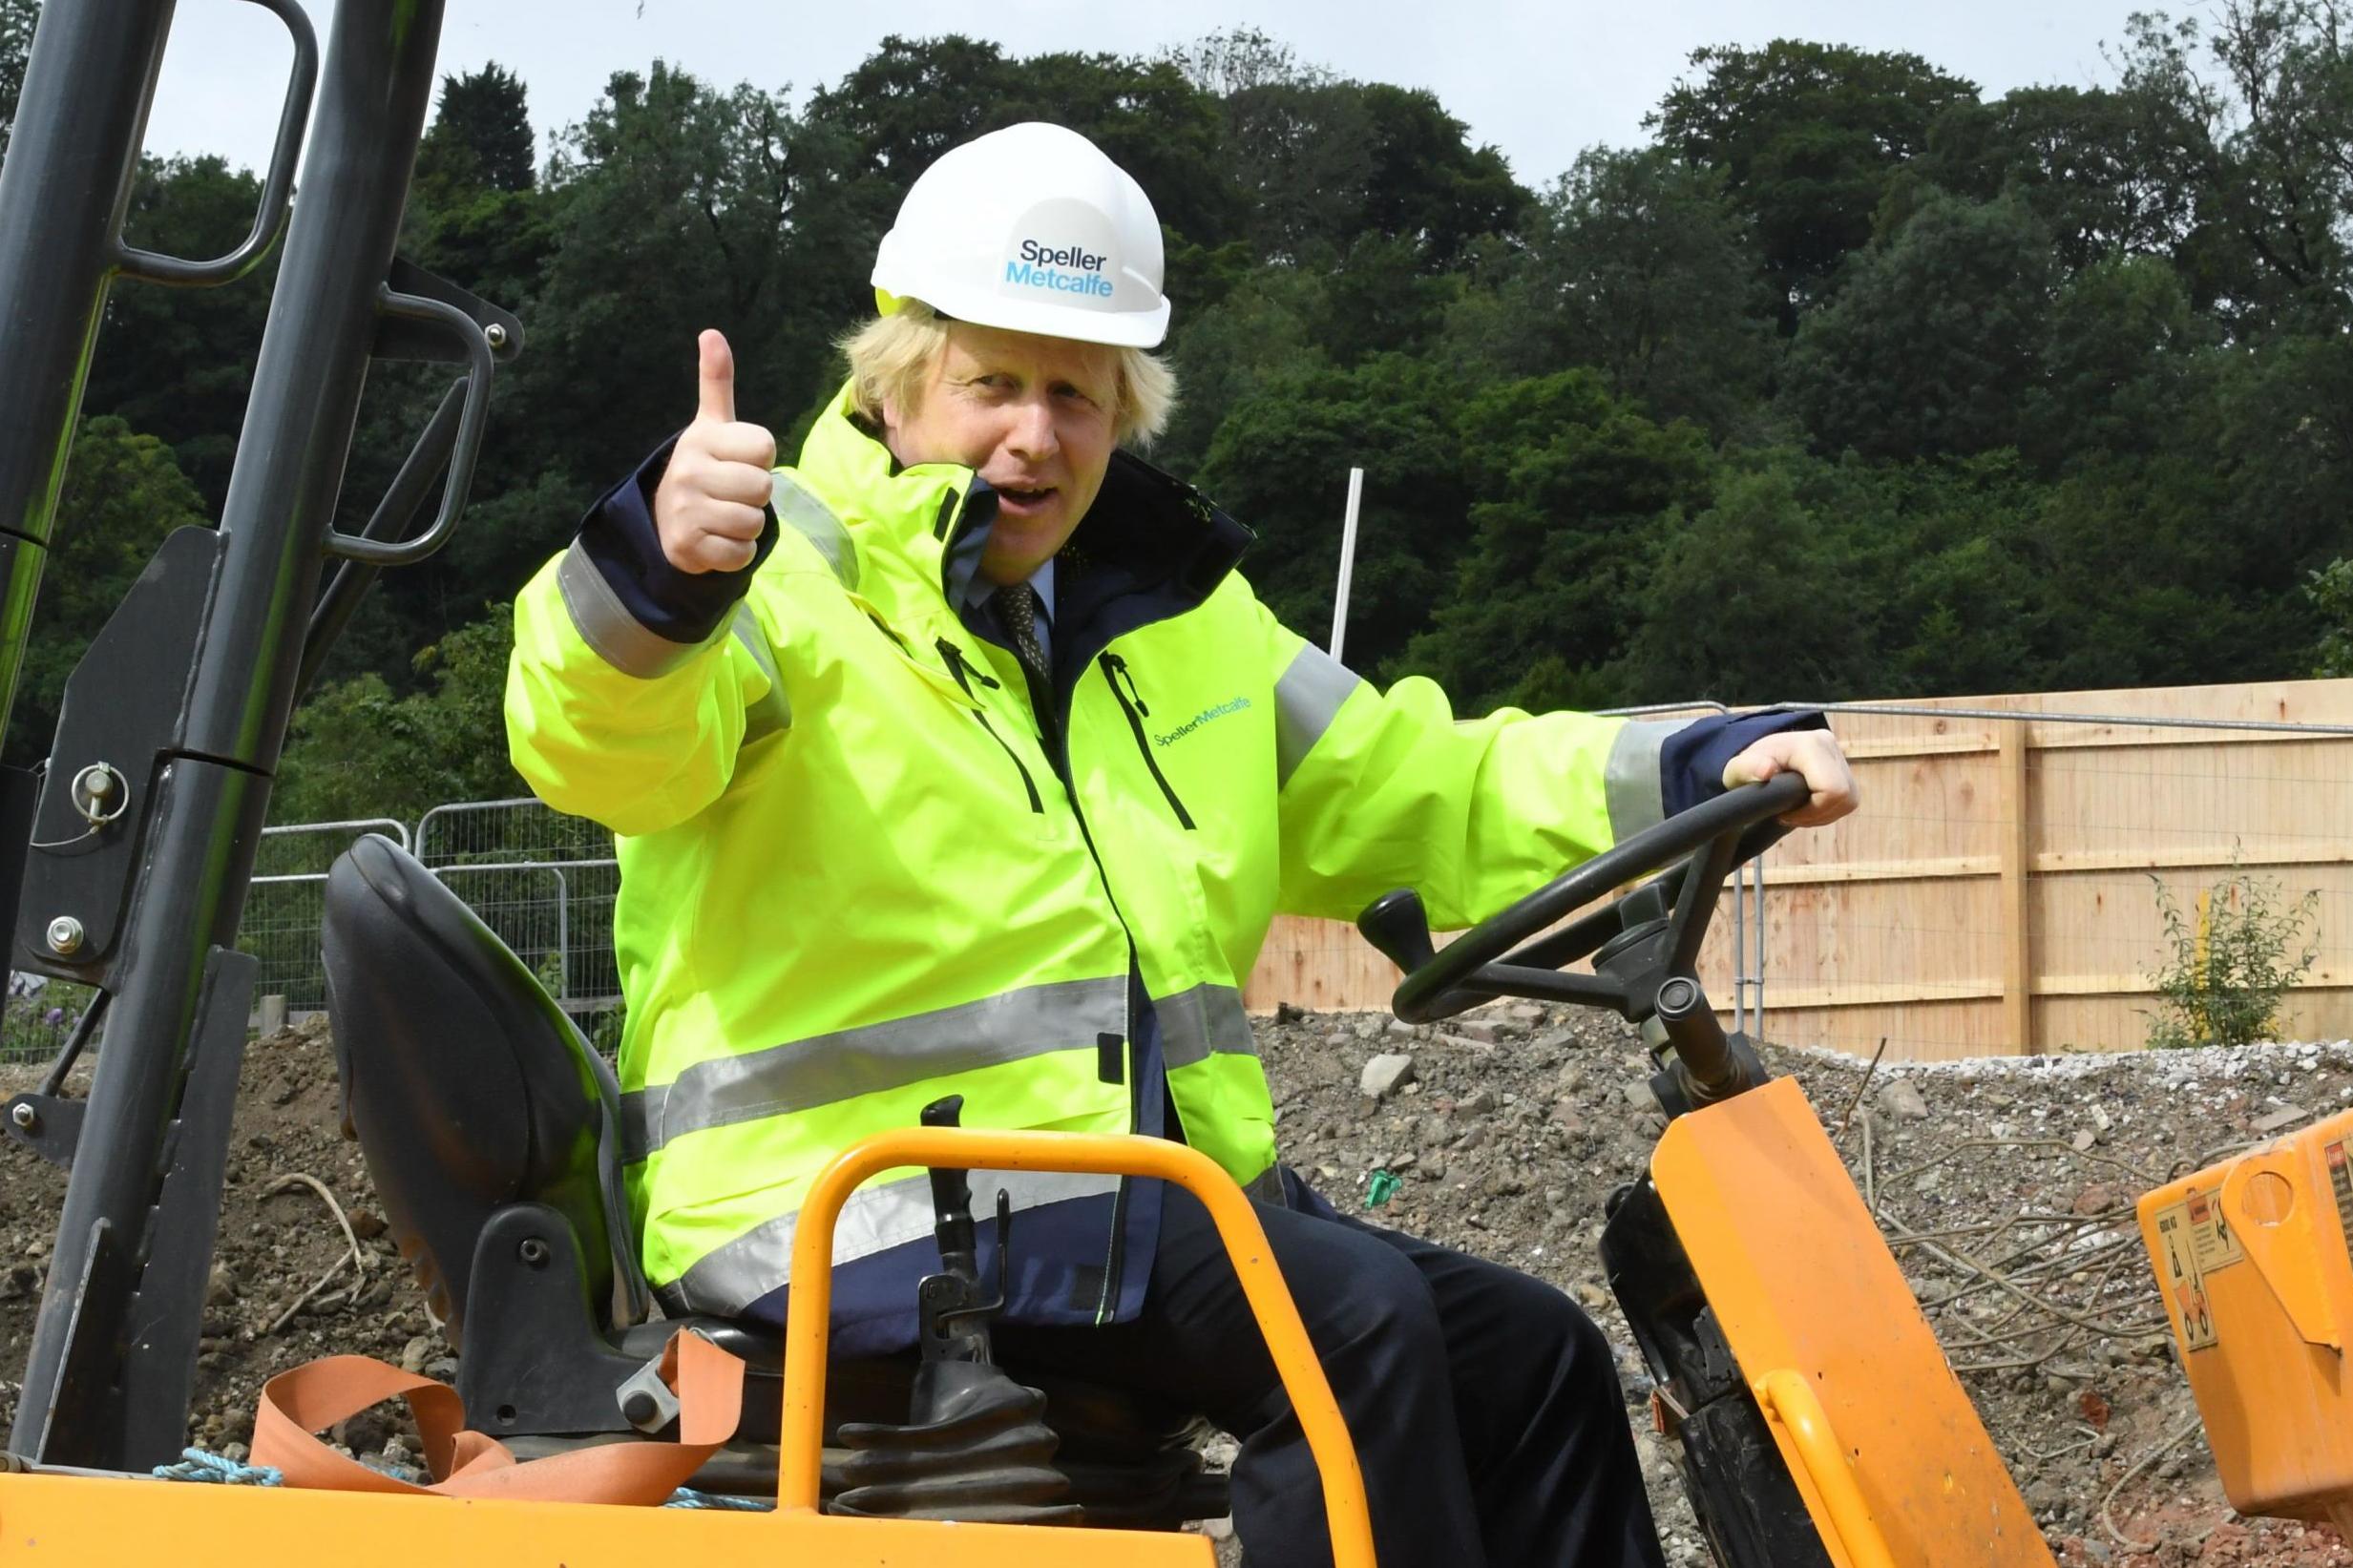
left=533, top=944, right=567, bottom=1001
left=2308, top=556, right=2353, bottom=678
left=2144, top=858, right=2321, bottom=1049
left=588, top=1003, right=628, bottom=1063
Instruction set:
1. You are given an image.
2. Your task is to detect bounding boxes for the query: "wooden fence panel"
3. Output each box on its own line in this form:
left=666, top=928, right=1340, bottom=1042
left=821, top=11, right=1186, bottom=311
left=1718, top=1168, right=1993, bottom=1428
left=1244, top=679, right=2353, bottom=1061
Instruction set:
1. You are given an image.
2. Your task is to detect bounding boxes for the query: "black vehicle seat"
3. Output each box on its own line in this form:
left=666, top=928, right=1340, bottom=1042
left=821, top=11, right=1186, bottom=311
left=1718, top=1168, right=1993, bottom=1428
left=322, top=831, right=646, bottom=1346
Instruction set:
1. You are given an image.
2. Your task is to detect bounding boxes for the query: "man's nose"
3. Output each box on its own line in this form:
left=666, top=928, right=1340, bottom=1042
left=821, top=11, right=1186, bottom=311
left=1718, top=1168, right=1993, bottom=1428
left=1004, top=394, right=1059, bottom=461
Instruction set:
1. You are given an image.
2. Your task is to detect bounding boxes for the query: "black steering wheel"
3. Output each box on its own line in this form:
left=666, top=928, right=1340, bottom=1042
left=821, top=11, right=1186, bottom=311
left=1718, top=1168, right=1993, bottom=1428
left=1355, top=773, right=1809, bottom=1107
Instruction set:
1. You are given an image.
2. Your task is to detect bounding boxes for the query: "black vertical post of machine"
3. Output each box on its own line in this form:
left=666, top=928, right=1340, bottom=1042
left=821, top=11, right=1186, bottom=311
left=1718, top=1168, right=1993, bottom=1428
left=4, top=0, right=451, bottom=1468
left=0, top=0, right=176, bottom=736
left=0, top=7, right=217, bottom=1098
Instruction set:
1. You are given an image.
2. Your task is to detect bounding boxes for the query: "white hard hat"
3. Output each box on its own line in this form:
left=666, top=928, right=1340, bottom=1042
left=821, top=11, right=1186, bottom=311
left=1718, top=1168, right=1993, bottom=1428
left=871, top=122, right=1170, bottom=349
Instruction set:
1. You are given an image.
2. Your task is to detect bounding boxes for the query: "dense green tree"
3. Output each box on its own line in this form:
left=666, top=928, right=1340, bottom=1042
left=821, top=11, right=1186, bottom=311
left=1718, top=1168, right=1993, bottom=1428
left=5, top=417, right=213, bottom=765
left=1440, top=147, right=1775, bottom=434
left=1352, top=84, right=1530, bottom=267
left=2020, top=254, right=2202, bottom=467
left=1194, top=355, right=1474, bottom=675
left=21, top=20, right=2353, bottom=831
left=806, top=35, right=1236, bottom=247
left=2112, top=4, right=2353, bottom=329
left=1651, top=40, right=1980, bottom=324
left=2307, top=557, right=2353, bottom=676
left=274, top=609, right=523, bottom=825
left=1156, top=263, right=1326, bottom=473
left=1819, top=455, right=2057, bottom=698
left=1780, top=193, right=2058, bottom=460
left=1913, top=86, right=2214, bottom=274
left=524, top=66, right=842, bottom=497
left=1617, top=456, right=1883, bottom=703
left=417, top=64, right=536, bottom=195
left=1406, top=371, right=1715, bottom=712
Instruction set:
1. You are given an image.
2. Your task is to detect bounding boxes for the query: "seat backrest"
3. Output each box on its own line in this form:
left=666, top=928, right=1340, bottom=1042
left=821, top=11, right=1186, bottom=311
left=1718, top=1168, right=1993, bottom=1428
left=320, top=833, right=649, bottom=1345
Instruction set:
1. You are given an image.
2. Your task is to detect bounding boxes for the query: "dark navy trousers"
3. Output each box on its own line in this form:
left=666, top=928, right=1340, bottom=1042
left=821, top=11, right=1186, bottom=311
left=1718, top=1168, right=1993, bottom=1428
left=996, top=1173, right=1669, bottom=1566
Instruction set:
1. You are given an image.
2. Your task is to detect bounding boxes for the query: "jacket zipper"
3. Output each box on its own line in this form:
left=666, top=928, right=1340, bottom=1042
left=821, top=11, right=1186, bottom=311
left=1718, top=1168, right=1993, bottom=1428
left=1098, top=653, right=1196, bottom=829
left=935, top=638, right=1042, bottom=813
left=932, top=502, right=1143, bottom=1326
left=998, top=638, right=1146, bottom=1325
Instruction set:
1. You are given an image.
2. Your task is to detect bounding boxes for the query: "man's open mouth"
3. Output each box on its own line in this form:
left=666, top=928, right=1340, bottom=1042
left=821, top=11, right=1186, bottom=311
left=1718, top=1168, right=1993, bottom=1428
left=998, top=484, right=1056, bottom=506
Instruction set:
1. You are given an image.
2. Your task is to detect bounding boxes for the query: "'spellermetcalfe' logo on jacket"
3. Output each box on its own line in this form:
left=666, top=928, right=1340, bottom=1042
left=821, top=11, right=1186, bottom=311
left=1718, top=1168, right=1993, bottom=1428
left=1155, top=697, right=1251, bottom=749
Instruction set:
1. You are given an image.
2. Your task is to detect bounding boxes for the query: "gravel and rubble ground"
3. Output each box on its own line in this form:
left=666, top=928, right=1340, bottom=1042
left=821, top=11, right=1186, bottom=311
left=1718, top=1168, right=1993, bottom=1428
left=4, top=1009, right=2351, bottom=1567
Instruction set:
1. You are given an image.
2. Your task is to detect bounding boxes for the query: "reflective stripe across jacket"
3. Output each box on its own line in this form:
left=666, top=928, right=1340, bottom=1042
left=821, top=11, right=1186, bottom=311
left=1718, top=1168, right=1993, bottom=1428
left=505, top=383, right=1678, bottom=1348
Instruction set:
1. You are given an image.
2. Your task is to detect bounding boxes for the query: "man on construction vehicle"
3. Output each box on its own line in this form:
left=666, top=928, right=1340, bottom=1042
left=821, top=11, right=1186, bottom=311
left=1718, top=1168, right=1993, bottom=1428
left=505, top=121, right=1858, bottom=1566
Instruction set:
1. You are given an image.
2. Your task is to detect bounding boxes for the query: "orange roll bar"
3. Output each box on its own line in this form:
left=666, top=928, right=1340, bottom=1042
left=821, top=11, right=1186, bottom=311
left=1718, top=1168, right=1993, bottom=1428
left=780, top=1128, right=1376, bottom=1568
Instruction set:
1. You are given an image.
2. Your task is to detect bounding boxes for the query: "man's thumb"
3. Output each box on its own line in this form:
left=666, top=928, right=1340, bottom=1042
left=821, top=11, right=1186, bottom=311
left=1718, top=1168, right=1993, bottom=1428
left=697, top=328, right=735, bottom=423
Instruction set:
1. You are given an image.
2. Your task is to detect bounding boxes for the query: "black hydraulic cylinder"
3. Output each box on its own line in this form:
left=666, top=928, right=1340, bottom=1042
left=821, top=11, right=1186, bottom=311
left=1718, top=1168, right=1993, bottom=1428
left=9, top=0, right=450, bottom=1466
left=0, top=0, right=178, bottom=734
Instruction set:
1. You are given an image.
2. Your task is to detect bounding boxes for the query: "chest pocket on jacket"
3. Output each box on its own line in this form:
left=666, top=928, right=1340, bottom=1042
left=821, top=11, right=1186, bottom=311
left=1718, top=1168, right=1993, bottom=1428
left=1099, top=653, right=1195, bottom=830
left=843, top=595, right=982, bottom=713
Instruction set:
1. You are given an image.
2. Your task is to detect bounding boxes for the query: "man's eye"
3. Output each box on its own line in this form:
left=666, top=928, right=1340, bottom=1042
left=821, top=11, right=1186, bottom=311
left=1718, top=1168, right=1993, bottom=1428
left=1056, top=385, right=1099, bottom=408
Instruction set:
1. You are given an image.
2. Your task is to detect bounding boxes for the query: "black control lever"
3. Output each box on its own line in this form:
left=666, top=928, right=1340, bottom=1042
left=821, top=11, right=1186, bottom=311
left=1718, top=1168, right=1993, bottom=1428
left=834, top=1098, right=1073, bottom=1522
left=916, top=1096, right=1010, bottom=1364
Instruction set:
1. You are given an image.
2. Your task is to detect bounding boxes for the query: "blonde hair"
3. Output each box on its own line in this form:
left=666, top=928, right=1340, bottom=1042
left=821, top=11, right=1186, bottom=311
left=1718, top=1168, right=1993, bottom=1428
left=839, top=300, right=1177, bottom=451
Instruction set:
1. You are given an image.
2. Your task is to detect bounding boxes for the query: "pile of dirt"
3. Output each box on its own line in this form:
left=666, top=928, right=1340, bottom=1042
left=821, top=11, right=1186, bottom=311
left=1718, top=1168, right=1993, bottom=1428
left=0, top=1017, right=439, bottom=1470
left=1252, top=1007, right=2353, bottom=1568
left=3, top=1007, right=2351, bottom=1567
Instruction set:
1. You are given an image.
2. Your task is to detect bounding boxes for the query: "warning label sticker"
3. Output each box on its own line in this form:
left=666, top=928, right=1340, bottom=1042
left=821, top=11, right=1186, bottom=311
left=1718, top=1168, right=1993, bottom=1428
left=2153, top=1198, right=2219, bottom=1353
left=2186, top=1184, right=2245, bottom=1272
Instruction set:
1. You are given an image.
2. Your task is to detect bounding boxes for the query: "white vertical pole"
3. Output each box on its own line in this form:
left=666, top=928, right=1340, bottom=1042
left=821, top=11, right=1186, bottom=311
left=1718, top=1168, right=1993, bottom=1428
left=1330, top=466, right=1365, bottom=663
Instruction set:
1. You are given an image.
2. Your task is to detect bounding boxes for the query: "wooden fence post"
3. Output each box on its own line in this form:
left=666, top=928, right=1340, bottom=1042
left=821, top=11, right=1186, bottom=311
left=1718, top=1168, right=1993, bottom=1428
left=1999, top=721, right=2033, bottom=1054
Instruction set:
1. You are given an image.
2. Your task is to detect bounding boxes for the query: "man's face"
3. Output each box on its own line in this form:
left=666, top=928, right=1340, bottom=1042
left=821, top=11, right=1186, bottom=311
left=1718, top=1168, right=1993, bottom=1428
left=883, top=321, right=1118, bottom=585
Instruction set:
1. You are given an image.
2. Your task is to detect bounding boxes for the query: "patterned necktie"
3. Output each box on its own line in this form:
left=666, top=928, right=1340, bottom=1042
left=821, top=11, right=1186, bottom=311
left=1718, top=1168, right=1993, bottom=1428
left=998, top=582, right=1048, bottom=687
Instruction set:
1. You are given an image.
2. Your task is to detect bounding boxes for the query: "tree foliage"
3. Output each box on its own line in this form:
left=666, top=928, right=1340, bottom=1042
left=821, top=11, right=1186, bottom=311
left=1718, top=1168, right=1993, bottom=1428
left=1650, top=40, right=1980, bottom=324
left=3, top=417, right=212, bottom=764
left=7, top=20, right=2353, bottom=823
left=1780, top=193, right=2058, bottom=460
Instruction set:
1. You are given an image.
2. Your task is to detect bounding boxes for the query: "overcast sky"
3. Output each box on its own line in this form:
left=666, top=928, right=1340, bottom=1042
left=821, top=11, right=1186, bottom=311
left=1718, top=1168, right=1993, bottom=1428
left=138, top=0, right=2138, bottom=190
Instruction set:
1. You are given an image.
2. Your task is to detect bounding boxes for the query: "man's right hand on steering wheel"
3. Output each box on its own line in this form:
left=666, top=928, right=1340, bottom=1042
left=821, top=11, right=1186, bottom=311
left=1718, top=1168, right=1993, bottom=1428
left=1723, top=727, right=1859, bottom=827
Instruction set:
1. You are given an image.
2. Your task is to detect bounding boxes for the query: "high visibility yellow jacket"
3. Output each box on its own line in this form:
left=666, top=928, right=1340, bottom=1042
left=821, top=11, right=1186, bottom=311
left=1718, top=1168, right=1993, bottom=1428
left=506, top=385, right=1698, bottom=1348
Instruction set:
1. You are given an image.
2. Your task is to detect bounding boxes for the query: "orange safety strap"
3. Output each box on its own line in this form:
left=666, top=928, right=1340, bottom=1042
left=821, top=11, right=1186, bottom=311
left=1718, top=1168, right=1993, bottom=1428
left=253, top=1328, right=744, bottom=1505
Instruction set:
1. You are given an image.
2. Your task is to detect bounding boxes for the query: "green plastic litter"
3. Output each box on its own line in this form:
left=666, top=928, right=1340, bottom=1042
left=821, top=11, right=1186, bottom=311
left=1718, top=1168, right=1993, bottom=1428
left=1364, top=1169, right=1402, bottom=1208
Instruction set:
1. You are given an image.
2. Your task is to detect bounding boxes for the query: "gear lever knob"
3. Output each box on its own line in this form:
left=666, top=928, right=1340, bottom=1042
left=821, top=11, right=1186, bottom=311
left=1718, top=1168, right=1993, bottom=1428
left=1357, top=889, right=1438, bottom=974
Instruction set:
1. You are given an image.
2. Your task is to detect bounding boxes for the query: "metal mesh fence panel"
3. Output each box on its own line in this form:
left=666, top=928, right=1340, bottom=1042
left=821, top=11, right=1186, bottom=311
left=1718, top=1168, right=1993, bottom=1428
left=415, top=798, right=620, bottom=1015
left=240, top=818, right=411, bottom=1014
left=0, top=977, right=90, bottom=1067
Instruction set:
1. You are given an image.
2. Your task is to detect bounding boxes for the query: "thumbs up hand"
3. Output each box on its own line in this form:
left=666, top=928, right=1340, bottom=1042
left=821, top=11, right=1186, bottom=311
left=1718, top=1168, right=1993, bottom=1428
left=653, top=329, right=779, bottom=574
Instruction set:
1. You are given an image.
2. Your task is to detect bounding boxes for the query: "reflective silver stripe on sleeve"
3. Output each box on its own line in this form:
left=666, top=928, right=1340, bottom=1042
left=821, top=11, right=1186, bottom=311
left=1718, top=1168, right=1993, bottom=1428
left=656, top=1168, right=1122, bottom=1317
left=727, top=605, right=791, bottom=743
left=620, top=975, right=1128, bottom=1162
left=555, top=537, right=722, bottom=679
left=1156, top=982, right=1258, bottom=1070
left=1273, top=643, right=1365, bottom=787
left=1604, top=719, right=1682, bottom=841
left=770, top=472, right=858, bottom=591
